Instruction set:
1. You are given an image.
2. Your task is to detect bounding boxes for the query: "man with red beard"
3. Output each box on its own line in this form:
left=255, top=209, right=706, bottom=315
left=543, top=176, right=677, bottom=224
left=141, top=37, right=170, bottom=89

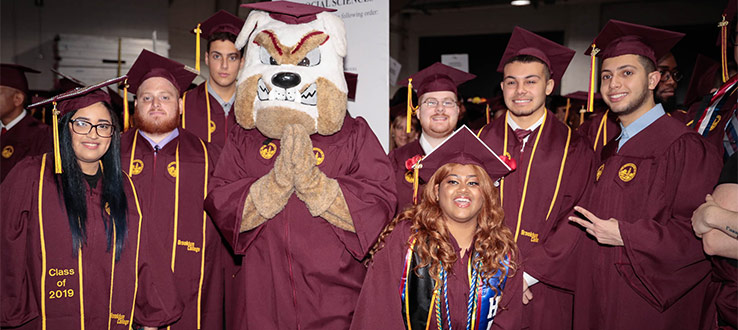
left=389, top=62, right=474, bottom=211
left=119, top=50, right=226, bottom=330
left=476, top=27, right=596, bottom=330
left=569, top=20, right=722, bottom=330
left=182, top=10, right=245, bottom=148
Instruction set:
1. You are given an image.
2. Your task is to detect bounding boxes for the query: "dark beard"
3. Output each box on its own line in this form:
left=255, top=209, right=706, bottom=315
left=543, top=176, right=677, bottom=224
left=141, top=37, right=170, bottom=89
left=133, top=110, right=180, bottom=134
left=655, top=94, right=677, bottom=113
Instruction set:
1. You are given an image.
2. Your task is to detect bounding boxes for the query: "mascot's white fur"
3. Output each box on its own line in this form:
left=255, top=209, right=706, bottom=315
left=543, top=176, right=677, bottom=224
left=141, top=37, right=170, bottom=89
left=232, top=6, right=354, bottom=232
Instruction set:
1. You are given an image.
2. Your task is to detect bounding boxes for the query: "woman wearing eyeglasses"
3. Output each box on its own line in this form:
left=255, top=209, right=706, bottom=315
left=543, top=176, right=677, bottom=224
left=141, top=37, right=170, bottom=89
left=0, top=82, right=182, bottom=329
left=388, top=62, right=476, bottom=211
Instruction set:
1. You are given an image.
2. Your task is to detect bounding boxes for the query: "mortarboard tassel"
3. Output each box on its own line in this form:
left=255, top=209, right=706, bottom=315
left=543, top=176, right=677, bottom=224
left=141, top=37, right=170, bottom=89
left=719, top=15, right=729, bottom=83
left=195, top=23, right=202, bottom=73
left=486, top=104, right=490, bottom=125
left=579, top=106, right=586, bottom=125
left=406, top=78, right=418, bottom=134
left=52, top=102, right=62, bottom=174
left=412, top=163, right=421, bottom=205
left=123, top=79, right=130, bottom=132
left=587, top=44, right=600, bottom=114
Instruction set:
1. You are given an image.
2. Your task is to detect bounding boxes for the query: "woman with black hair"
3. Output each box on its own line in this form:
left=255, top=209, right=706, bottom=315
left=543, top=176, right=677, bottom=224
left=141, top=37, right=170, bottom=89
left=0, top=80, right=182, bottom=329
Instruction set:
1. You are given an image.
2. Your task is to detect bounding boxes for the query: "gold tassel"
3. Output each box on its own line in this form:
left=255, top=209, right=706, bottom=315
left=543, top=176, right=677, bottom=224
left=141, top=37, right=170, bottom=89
left=123, top=79, right=130, bottom=132
left=406, top=78, right=418, bottom=134
left=587, top=44, right=600, bottom=113
left=52, top=102, right=62, bottom=174
left=195, top=23, right=202, bottom=73
left=485, top=104, right=490, bottom=125
left=564, top=98, right=571, bottom=126
left=719, top=15, right=729, bottom=83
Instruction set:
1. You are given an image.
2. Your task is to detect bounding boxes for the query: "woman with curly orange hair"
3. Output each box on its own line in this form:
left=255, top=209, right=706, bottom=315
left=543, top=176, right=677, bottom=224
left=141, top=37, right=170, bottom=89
left=350, top=126, right=521, bottom=330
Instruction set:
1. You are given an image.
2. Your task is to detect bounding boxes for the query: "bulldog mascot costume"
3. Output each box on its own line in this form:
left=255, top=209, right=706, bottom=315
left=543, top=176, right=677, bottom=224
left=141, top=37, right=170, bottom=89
left=204, top=2, right=397, bottom=329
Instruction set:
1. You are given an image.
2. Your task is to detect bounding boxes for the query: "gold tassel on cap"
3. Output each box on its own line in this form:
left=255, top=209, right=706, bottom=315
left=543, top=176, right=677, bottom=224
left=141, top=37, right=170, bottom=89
left=485, top=104, right=491, bottom=125
left=406, top=78, right=418, bottom=134
left=719, top=15, right=729, bottom=83
left=195, top=23, right=202, bottom=73
left=587, top=44, right=600, bottom=114
left=123, top=79, right=130, bottom=132
left=52, top=101, right=62, bottom=174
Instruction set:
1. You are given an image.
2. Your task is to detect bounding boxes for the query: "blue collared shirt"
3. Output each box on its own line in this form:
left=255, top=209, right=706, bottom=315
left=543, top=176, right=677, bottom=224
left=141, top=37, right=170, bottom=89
left=617, top=103, right=665, bottom=151
left=140, top=128, right=179, bottom=151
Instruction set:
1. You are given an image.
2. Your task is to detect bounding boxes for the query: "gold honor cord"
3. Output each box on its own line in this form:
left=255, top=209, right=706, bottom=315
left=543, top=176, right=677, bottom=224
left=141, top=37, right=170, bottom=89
left=107, top=226, right=117, bottom=330
left=128, top=131, right=139, bottom=175
left=546, top=127, right=571, bottom=221
left=205, top=81, right=212, bottom=143
left=593, top=110, right=610, bottom=150
left=78, top=250, right=85, bottom=330
left=37, top=155, right=49, bottom=330
left=125, top=173, right=144, bottom=326
left=196, top=140, right=209, bottom=330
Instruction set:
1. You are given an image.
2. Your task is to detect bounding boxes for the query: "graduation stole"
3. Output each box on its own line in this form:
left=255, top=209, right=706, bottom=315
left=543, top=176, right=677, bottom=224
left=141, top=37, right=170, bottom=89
left=399, top=239, right=510, bottom=330
left=127, top=131, right=210, bottom=329
left=500, top=111, right=571, bottom=242
left=692, top=75, right=738, bottom=137
left=181, top=81, right=220, bottom=143
left=36, top=154, right=143, bottom=329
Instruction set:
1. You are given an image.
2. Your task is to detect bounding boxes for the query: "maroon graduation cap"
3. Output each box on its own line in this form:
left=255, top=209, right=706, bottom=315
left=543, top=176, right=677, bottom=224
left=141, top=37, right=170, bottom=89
left=684, top=54, right=720, bottom=108
left=194, top=10, right=245, bottom=39
left=125, top=49, right=198, bottom=96
left=51, top=68, right=85, bottom=92
left=400, top=62, right=476, bottom=97
left=240, top=1, right=336, bottom=25
left=27, top=75, right=127, bottom=174
left=497, top=26, right=576, bottom=85
left=417, top=125, right=515, bottom=183
left=1, top=64, right=41, bottom=94
left=585, top=20, right=684, bottom=65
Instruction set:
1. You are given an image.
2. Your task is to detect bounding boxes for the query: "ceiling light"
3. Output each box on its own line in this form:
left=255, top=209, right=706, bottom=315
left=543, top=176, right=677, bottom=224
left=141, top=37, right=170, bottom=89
left=511, top=0, right=531, bottom=6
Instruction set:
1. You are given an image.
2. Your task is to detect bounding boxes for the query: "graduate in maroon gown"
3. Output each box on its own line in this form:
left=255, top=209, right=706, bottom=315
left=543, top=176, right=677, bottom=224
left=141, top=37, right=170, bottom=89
left=569, top=20, right=723, bottom=330
left=389, top=62, right=475, bottom=211
left=688, top=2, right=737, bottom=160
left=1, top=80, right=182, bottom=329
left=351, top=126, right=521, bottom=330
left=476, top=27, right=594, bottom=330
left=181, top=10, right=245, bottom=148
left=204, top=2, right=397, bottom=329
left=0, top=64, right=51, bottom=183
left=120, top=50, right=225, bottom=330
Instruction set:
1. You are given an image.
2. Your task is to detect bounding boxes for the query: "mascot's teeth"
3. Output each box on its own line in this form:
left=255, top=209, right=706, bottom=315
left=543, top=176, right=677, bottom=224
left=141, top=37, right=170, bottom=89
left=257, top=78, right=270, bottom=101
left=300, top=83, right=318, bottom=106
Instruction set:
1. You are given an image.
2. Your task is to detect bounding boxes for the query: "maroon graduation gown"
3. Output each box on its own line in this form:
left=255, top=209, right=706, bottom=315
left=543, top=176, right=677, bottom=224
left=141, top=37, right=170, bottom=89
left=711, top=257, right=737, bottom=328
left=577, top=110, right=620, bottom=156
left=205, top=115, right=397, bottom=330
left=388, top=139, right=425, bottom=213
left=1, top=155, right=182, bottom=329
left=0, top=114, right=52, bottom=183
left=478, top=110, right=595, bottom=330
left=577, top=114, right=722, bottom=330
left=120, top=129, right=224, bottom=330
left=349, top=220, right=523, bottom=330
left=181, top=82, right=238, bottom=148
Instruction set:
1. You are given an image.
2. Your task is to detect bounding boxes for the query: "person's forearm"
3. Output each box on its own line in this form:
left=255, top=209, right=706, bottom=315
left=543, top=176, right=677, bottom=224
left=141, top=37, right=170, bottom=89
left=706, top=206, right=738, bottom=239
left=702, top=229, right=738, bottom=258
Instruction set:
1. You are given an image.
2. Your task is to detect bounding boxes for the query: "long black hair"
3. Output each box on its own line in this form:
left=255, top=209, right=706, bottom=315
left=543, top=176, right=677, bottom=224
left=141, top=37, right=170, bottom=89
left=56, top=102, right=128, bottom=260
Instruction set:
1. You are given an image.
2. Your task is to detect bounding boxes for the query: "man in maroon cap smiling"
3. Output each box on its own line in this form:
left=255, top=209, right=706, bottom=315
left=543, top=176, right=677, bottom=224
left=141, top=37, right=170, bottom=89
left=119, top=50, right=226, bottom=330
left=0, top=64, right=51, bottom=183
left=182, top=10, right=245, bottom=148
left=569, top=20, right=723, bottom=330
left=477, top=27, right=596, bottom=330
left=390, top=62, right=475, bottom=211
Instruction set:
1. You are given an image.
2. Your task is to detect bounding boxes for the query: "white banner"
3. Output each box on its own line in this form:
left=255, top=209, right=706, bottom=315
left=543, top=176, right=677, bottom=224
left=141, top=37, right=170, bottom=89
left=287, top=0, right=390, bottom=151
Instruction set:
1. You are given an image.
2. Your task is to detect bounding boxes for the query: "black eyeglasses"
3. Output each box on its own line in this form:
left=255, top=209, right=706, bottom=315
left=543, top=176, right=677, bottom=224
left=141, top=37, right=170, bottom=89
left=658, top=69, right=682, bottom=82
left=70, top=119, right=115, bottom=138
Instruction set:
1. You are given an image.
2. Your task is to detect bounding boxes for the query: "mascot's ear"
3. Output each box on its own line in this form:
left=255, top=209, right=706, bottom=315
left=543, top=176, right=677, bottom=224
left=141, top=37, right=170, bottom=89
left=236, top=11, right=270, bottom=50
left=318, top=12, right=347, bottom=58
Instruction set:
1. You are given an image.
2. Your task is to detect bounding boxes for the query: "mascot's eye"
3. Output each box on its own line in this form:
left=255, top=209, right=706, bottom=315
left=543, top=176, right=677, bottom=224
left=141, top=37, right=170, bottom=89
left=259, top=46, right=279, bottom=65
left=298, top=48, right=321, bottom=67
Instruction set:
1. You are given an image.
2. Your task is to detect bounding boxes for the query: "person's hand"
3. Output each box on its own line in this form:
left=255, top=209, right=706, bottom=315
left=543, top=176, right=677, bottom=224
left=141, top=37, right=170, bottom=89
left=523, top=278, right=533, bottom=305
left=691, top=194, right=717, bottom=237
left=569, top=206, right=624, bottom=246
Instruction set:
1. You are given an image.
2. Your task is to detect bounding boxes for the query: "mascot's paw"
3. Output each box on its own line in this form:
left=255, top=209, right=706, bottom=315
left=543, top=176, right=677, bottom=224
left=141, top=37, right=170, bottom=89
left=283, top=124, right=316, bottom=178
left=240, top=194, right=268, bottom=232
left=249, top=167, right=294, bottom=220
left=321, top=189, right=355, bottom=232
